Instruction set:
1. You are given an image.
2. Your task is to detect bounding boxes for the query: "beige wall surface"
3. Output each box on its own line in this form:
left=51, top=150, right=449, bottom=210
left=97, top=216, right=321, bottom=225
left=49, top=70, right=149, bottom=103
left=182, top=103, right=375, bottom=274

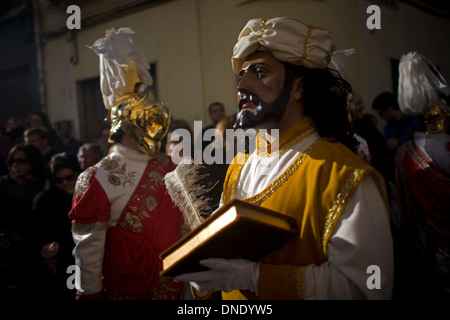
left=42, top=0, right=450, bottom=140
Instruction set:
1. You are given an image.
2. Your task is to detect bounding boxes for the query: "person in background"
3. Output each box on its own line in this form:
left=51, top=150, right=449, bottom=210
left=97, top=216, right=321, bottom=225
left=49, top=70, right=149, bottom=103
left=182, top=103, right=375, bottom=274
left=0, top=144, right=48, bottom=297
left=77, top=143, right=104, bottom=171
left=26, top=111, right=62, bottom=153
left=372, top=92, right=421, bottom=183
left=394, top=52, right=450, bottom=299
left=201, top=102, right=226, bottom=152
left=0, top=116, right=26, bottom=175
left=30, top=152, right=81, bottom=300
left=90, top=120, right=104, bottom=145
left=92, top=123, right=113, bottom=156
left=2, top=115, right=25, bottom=150
left=350, top=92, right=389, bottom=179
left=55, top=121, right=82, bottom=156
left=373, top=92, right=421, bottom=151
left=24, top=127, right=56, bottom=166
left=165, top=119, right=193, bottom=163
left=203, top=102, right=226, bottom=132
left=347, top=92, right=370, bottom=163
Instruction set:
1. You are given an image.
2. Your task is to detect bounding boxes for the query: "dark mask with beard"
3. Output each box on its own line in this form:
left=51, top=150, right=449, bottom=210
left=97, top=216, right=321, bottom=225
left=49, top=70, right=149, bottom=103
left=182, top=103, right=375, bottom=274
left=233, top=67, right=294, bottom=130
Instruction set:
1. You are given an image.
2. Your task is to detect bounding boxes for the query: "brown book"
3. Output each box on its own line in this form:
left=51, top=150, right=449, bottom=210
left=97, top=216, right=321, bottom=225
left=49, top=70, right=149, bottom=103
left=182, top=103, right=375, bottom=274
left=159, top=199, right=299, bottom=277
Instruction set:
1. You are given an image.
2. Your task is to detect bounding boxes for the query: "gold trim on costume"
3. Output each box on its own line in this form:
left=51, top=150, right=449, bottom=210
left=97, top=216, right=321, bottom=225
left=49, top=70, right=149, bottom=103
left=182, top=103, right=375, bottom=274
left=255, top=126, right=316, bottom=157
left=321, top=167, right=370, bottom=254
left=296, top=266, right=306, bottom=300
left=71, top=221, right=109, bottom=234
left=300, top=25, right=312, bottom=64
left=224, top=120, right=318, bottom=204
left=245, top=138, right=324, bottom=206
left=257, top=19, right=267, bottom=43
left=222, top=153, right=249, bottom=203
left=74, top=167, right=97, bottom=198
left=423, top=105, right=449, bottom=134
left=118, top=165, right=165, bottom=233
left=191, top=286, right=215, bottom=300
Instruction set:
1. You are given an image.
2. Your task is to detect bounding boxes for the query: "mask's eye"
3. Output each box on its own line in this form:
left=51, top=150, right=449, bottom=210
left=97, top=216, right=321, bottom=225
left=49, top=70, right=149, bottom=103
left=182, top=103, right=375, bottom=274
left=256, top=68, right=265, bottom=79
left=237, top=70, right=245, bottom=82
left=237, top=64, right=267, bottom=82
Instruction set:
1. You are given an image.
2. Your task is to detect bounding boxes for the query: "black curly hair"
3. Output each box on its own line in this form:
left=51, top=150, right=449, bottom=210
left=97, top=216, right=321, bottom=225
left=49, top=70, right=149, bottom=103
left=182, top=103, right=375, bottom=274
left=7, top=144, right=47, bottom=180
left=49, top=152, right=81, bottom=177
left=284, top=63, right=359, bottom=153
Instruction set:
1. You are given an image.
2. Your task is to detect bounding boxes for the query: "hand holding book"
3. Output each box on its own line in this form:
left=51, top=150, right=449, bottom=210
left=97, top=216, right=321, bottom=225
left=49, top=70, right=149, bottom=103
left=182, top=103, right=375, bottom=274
left=159, top=199, right=299, bottom=277
left=175, top=258, right=260, bottom=294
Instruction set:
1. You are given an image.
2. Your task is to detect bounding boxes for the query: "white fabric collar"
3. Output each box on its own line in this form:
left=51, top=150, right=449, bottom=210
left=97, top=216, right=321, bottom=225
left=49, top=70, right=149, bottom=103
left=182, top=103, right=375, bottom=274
left=113, top=143, right=153, bottom=162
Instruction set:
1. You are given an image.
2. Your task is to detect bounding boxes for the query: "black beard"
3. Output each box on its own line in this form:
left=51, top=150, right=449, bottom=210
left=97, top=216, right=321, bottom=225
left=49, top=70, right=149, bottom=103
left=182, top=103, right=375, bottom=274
left=234, top=78, right=292, bottom=130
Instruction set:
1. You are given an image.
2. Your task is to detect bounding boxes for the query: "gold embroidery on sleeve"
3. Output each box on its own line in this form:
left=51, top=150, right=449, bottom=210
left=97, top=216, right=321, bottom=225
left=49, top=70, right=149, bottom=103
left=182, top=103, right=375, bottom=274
left=321, top=167, right=370, bottom=254
left=74, top=167, right=97, bottom=198
left=296, top=266, right=306, bottom=300
left=101, top=158, right=136, bottom=188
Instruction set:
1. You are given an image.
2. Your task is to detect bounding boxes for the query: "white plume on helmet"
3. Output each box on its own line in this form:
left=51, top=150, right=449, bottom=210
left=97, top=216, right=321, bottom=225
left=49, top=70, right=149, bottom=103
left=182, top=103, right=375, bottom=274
left=398, top=52, right=450, bottom=115
left=88, top=27, right=153, bottom=110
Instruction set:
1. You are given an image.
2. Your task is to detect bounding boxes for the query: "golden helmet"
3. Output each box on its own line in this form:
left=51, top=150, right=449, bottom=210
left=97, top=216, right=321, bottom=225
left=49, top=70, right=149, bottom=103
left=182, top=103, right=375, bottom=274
left=109, top=83, right=170, bottom=156
left=89, top=28, right=170, bottom=156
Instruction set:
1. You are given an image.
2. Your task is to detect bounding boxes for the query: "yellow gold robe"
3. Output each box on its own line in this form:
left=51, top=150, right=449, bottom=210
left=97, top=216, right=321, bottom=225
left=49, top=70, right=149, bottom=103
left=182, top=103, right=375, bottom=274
left=221, top=117, right=389, bottom=300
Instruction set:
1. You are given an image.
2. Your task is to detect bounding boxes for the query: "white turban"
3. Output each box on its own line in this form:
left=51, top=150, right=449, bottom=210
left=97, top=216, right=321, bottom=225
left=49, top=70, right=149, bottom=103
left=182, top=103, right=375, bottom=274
left=232, top=17, right=335, bottom=74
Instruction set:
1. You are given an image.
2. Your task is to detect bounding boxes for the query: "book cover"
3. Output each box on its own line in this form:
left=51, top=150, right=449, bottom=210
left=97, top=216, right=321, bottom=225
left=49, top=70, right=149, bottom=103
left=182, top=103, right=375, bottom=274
left=160, top=199, right=299, bottom=277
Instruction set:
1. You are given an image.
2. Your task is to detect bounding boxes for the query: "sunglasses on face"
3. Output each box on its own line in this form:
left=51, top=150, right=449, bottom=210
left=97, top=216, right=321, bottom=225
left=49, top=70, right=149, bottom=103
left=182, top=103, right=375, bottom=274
left=53, top=173, right=77, bottom=184
left=8, top=158, right=28, bottom=165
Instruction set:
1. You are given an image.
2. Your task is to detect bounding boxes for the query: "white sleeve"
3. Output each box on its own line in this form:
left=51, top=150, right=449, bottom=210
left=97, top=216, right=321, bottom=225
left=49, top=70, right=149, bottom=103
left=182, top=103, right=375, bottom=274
left=72, top=229, right=107, bottom=295
left=303, top=174, right=394, bottom=299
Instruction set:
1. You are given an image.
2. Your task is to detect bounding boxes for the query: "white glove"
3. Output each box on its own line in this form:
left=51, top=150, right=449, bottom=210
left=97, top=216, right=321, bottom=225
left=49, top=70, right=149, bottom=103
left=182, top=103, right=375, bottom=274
left=175, top=258, right=260, bottom=294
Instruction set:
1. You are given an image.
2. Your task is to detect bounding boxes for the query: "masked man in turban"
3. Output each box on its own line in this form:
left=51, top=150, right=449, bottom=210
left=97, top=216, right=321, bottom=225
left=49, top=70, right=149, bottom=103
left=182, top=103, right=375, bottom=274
left=175, top=17, right=393, bottom=300
left=69, top=28, right=184, bottom=300
left=395, top=52, right=450, bottom=299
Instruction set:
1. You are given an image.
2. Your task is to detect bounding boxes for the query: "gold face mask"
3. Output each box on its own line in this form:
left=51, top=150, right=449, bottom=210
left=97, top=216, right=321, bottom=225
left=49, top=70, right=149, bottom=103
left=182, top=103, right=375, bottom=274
left=109, top=85, right=170, bottom=157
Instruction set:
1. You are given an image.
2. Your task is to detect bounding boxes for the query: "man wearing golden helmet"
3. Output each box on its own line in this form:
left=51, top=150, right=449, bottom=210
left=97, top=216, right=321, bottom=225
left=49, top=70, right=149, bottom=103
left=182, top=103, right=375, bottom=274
left=395, top=52, right=450, bottom=299
left=69, top=28, right=184, bottom=300
left=175, top=17, right=393, bottom=299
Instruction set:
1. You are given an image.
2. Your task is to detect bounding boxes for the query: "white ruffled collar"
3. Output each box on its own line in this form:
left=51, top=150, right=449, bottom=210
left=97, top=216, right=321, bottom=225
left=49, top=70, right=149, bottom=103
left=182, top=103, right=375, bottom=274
left=113, top=143, right=153, bottom=162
